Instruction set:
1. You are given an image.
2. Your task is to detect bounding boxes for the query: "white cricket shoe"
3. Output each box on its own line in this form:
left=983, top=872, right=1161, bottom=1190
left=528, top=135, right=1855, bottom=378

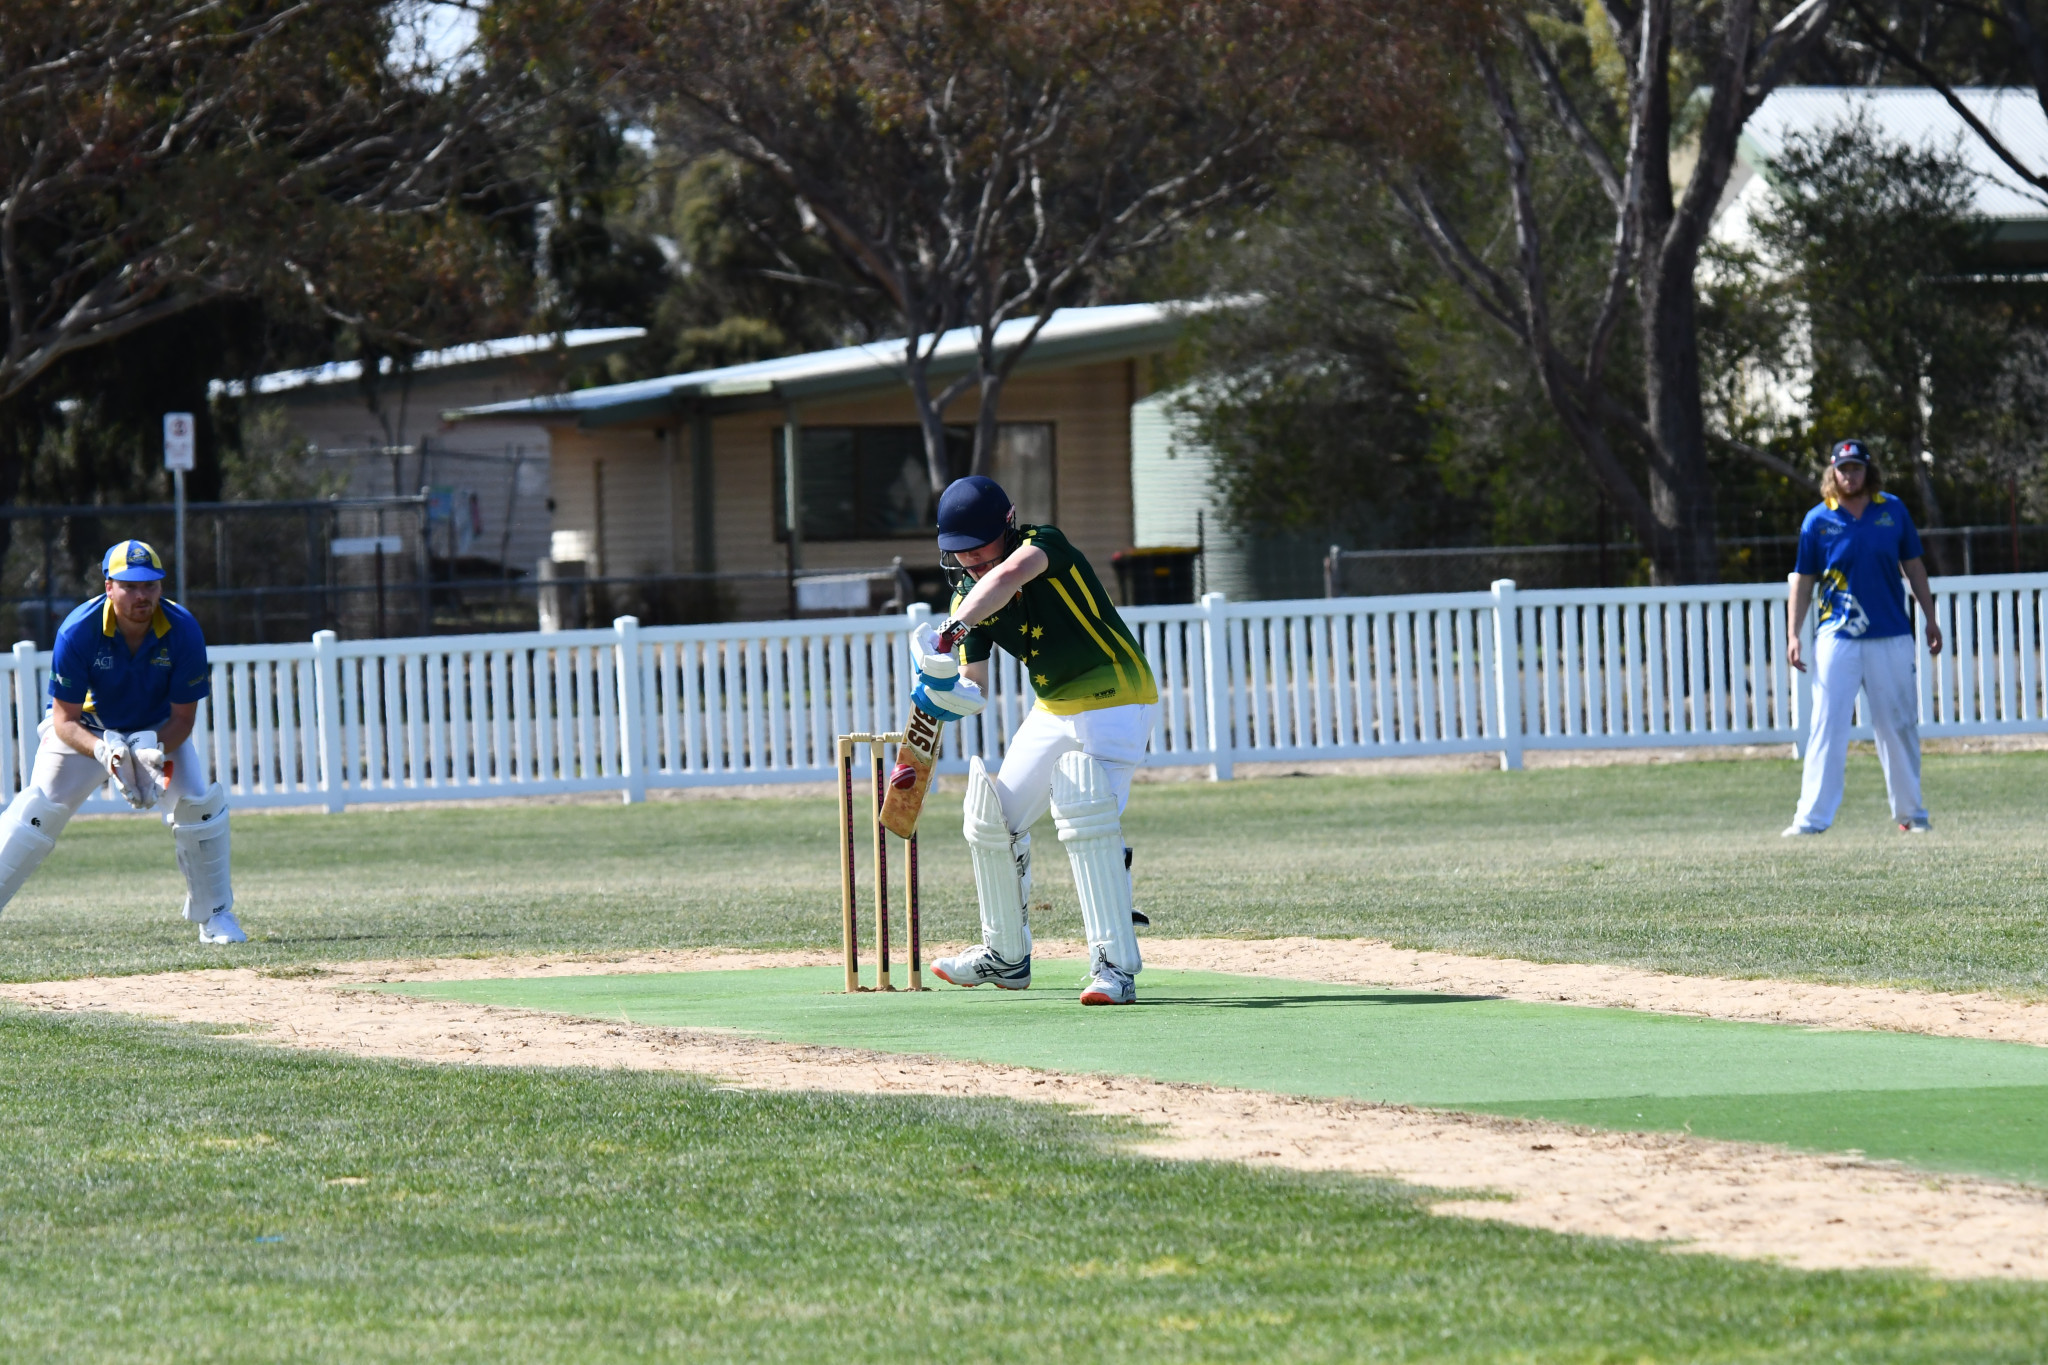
left=1899, top=816, right=1932, bottom=833
left=1079, top=965, right=1135, bottom=1006
left=932, top=946, right=1030, bottom=990
left=198, top=909, right=247, bottom=944
left=1780, top=824, right=1825, bottom=837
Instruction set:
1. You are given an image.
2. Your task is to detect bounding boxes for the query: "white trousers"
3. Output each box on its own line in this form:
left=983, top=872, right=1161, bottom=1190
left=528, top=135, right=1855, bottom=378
left=994, top=703, right=1154, bottom=836
left=1792, top=633, right=1926, bottom=832
left=26, top=717, right=209, bottom=814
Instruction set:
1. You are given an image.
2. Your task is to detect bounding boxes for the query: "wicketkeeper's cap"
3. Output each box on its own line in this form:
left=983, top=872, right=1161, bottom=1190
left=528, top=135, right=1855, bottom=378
left=102, top=539, right=166, bottom=582
left=1829, top=439, right=1871, bottom=468
left=935, top=475, right=1014, bottom=551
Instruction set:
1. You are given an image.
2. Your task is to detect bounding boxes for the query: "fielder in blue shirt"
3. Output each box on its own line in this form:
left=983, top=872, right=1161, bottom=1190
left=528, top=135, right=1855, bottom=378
left=0, top=540, right=241, bottom=943
left=1784, top=441, right=1942, bottom=837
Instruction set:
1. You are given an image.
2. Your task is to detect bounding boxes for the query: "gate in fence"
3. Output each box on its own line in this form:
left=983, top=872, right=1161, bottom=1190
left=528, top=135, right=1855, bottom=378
left=9, top=575, right=2047, bottom=813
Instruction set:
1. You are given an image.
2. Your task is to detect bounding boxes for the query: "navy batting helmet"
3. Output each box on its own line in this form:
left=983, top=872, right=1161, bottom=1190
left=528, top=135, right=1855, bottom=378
left=935, top=476, right=1014, bottom=551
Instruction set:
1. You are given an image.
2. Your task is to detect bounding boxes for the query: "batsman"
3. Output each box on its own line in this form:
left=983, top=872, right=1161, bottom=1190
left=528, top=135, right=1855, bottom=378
left=0, top=540, right=240, bottom=943
left=919, top=475, right=1158, bottom=1006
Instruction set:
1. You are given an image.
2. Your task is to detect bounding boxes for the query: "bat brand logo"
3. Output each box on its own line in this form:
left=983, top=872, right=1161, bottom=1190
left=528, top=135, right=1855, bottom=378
left=905, top=708, right=941, bottom=752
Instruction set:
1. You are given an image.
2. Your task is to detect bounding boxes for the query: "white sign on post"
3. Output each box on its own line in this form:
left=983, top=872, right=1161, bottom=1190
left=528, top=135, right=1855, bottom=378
left=163, top=412, right=196, bottom=471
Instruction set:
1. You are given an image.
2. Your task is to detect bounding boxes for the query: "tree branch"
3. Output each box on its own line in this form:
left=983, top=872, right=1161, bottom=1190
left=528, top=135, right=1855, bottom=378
left=1509, top=17, right=1625, bottom=208
left=1848, top=0, right=2048, bottom=197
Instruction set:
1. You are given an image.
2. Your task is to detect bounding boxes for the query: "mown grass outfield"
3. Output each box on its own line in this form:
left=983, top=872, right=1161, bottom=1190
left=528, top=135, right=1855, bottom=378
left=6, top=748, right=2048, bottom=990
left=5, top=749, right=2048, bottom=1361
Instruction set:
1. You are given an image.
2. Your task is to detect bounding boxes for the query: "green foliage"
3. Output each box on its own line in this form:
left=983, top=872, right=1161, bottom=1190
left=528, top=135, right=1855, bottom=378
left=1702, top=119, right=2048, bottom=533
left=4, top=1010, right=2047, bottom=1361
left=1171, top=121, right=1626, bottom=552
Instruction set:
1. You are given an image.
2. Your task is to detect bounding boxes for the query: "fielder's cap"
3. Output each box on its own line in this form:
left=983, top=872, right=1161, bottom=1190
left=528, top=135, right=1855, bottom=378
left=1830, top=439, right=1871, bottom=467
left=935, top=475, right=1014, bottom=551
left=102, top=539, right=165, bottom=582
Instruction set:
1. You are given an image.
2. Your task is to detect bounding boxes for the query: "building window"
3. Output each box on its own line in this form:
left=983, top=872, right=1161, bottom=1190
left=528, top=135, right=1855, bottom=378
left=990, top=422, right=1055, bottom=527
left=774, top=423, right=1056, bottom=540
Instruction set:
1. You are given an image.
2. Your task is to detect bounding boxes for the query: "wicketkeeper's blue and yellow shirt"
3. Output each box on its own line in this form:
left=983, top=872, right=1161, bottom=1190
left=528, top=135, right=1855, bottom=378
left=48, top=595, right=210, bottom=732
left=1794, top=492, right=1925, bottom=640
left=955, top=525, right=1158, bottom=716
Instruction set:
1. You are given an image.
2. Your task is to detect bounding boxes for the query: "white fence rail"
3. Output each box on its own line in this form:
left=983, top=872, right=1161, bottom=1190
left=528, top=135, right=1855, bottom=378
left=17, top=574, right=2048, bottom=812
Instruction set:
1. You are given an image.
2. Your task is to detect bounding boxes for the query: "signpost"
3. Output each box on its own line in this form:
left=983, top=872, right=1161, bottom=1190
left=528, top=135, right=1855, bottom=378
left=163, top=413, right=196, bottom=602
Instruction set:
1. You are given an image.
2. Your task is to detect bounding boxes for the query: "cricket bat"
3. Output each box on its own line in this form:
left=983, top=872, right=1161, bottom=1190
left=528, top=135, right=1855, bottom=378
left=877, top=703, right=944, bottom=838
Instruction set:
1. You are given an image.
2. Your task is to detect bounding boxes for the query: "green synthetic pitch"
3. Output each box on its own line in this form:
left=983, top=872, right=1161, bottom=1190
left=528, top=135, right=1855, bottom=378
left=389, top=964, right=2048, bottom=1185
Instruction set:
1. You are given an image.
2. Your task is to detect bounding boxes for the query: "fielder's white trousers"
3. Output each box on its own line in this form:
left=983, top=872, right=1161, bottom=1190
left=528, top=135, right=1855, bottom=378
left=994, top=702, right=1154, bottom=836
left=25, top=717, right=209, bottom=814
left=1792, top=633, right=1925, bottom=832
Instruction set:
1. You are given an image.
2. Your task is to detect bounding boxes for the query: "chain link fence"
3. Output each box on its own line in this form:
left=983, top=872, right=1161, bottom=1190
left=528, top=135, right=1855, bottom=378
left=1325, top=524, right=2048, bottom=597
left=0, top=499, right=946, bottom=645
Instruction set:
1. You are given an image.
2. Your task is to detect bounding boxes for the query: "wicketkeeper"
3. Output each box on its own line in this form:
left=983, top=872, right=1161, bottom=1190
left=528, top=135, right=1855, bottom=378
left=922, top=476, right=1158, bottom=1006
left=0, top=540, right=241, bottom=943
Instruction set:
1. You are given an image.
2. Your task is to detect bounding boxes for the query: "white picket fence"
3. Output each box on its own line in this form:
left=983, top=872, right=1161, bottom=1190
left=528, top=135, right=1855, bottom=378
left=16, top=574, right=2048, bottom=812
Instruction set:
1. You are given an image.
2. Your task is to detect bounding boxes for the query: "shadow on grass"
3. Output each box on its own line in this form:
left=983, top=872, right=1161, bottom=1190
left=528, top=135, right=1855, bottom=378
left=1139, top=992, right=1497, bottom=1009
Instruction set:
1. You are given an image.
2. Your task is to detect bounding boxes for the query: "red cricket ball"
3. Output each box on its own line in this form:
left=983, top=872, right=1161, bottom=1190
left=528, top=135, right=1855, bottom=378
left=889, top=762, right=917, bottom=790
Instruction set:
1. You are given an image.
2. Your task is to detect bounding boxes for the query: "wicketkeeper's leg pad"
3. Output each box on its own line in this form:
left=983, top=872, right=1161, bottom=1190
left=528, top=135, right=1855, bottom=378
left=963, top=756, right=1030, bottom=962
left=1052, top=752, right=1141, bottom=975
left=170, top=782, right=233, bottom=924
left=0, top=789, right=69, bottom=913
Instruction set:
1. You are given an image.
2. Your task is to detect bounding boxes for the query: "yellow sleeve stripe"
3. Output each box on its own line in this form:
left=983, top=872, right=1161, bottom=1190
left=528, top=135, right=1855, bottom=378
left=1068, top=566, right=1152, bottom=682
left=1047, top=579, right=1131, bottom=694
left=1067, top=566, right=1101, bottom=618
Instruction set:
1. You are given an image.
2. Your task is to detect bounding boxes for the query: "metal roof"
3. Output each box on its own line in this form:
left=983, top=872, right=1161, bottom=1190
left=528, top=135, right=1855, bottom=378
left=444, top=302, right=1190, bottom=429
left=211, top=327, right=647, bottom=400
left=1741, top=87, right=2048, bottom=227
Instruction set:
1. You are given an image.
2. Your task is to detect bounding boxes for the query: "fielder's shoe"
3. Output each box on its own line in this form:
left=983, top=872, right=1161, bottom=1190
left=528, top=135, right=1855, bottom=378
left=1079, top=965, right=1136, bottom=1006
left=1899, top=816, right=1932, bottom=833
left=932, top=946, right=1030, bottom=990
left=1780, top=824, right=1825, bottom=837
left=198, top=909, right=247, bottom=945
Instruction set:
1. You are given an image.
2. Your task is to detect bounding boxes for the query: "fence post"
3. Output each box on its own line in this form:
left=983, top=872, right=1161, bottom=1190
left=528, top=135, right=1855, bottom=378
left=614, top=614, right=646, bottom=804
left=11, top=640, right=38, bottom=798
left=1490, top=579, right=1524, bottom=771
left=312, top=630, right=345, bottom=813
left=1199, top=591, right=1234, bottom=780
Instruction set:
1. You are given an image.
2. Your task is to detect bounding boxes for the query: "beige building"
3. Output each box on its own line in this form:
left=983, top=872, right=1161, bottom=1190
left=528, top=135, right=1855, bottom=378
left=218, top=328, right=645, bottom=576
left=449, top=305, right=1187, bottom=622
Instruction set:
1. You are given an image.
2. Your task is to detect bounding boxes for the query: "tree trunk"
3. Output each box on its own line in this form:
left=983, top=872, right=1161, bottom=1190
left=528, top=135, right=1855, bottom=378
left=1640, top=264, right=1720, bottom=584
left=968, top=371, right=1007, bottom=480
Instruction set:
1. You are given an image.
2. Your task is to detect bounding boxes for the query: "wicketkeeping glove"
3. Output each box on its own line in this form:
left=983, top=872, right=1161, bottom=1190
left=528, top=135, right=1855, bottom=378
left=909, top=622, right=985, bottom=720
left=93, top=729, right=160, bottom=810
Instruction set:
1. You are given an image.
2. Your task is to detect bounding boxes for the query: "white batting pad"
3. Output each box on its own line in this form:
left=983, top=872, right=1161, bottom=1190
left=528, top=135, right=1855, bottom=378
left=962, top=756, right=1030, bottom=962
left=1051, top=751, right=1141, bottom=975
left=171, top=783, right=233, bottom=924
left=0, top=790, right=67, bottom=912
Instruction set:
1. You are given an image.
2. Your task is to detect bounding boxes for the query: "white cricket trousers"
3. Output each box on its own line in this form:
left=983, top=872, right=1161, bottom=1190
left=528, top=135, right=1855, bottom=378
left=994, top=702, right=1155, bottom=836
left=1792, top=633, right=1925, bottom=832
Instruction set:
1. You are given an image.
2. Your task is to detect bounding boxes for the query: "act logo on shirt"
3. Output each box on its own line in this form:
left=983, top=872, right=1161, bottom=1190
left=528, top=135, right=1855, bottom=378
left=150, top=649, right=172, bottom=668
left=91, top=650, right=114, bottom=673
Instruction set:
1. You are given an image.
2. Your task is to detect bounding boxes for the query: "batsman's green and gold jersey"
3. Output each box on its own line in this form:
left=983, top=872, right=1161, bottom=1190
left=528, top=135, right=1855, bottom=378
left=954, top=525, right=1158, bottom=715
